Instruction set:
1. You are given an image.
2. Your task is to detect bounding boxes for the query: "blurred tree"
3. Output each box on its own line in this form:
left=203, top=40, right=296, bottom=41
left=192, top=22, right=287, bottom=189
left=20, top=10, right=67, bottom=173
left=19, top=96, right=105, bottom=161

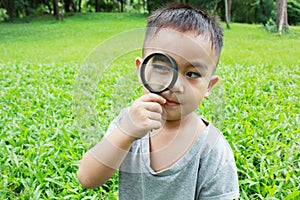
left=225, top=0, right=231, bottom=28
left=64, top=0, right=72, bottom=12
left=53, top=0, right=59, bottom=15
left=78, top=0, right=82, bottom=12
left=120, top=0, right=124, bottom=12
left=276, top=0, right=289, bottom=34
left=95, top=0, right=99, bottom=12
left=53, top=0, right=63, bottom=19
left=1, top=0, right=14, bottom=20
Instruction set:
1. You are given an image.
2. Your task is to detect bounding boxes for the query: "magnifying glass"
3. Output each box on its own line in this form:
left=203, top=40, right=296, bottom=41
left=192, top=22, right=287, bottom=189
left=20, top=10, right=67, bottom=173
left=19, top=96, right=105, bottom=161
left=140, top=52, right=178, bottom=94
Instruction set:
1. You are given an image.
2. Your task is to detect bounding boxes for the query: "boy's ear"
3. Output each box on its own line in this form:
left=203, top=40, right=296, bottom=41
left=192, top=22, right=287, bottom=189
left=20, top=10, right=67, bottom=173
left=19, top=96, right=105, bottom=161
left=204, top=75, right=219, bottom=98
left=135, top=57, right=142, bottom=70
left=135, top=57, right=143, bottom=83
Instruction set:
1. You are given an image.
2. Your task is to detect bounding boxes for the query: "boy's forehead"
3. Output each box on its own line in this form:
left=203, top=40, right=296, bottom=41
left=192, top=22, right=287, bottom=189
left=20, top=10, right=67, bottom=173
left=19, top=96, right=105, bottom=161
left=144, top=28, right=217, bottom=70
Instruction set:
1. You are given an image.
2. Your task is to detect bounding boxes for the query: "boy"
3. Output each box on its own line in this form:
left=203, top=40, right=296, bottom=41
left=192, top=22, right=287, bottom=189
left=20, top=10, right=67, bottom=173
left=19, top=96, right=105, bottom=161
left=78, top=4, right=239, bottom=199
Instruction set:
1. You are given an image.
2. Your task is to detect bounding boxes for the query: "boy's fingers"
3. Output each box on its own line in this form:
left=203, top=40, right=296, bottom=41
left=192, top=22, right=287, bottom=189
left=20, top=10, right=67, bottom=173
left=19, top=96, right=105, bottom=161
left=140, top=93, right=166, bottom=104
left=144, top=102, right=163, bottom=113
left=149, top=120, right=162, bottom=130
left=147, top=111, right=162, bottom=121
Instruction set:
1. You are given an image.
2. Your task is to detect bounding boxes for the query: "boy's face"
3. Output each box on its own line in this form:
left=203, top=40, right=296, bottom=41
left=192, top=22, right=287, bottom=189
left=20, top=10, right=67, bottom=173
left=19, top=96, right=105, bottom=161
left=137, top=28, right=219, bottom=121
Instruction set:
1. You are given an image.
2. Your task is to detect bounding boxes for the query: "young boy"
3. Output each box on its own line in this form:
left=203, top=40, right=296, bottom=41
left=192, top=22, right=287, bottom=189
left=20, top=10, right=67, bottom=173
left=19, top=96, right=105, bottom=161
left=78, top=4, right=239, bottom=199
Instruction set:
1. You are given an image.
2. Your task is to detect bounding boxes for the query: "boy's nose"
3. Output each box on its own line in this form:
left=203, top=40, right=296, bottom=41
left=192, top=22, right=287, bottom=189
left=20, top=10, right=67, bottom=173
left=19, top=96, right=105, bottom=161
left=170, top=75, right=184, bottom=93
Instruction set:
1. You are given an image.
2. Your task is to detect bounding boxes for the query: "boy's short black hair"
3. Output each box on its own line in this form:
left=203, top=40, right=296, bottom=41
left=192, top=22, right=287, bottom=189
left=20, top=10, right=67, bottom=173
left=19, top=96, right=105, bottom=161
left=144, top=4, right=224, bottom=62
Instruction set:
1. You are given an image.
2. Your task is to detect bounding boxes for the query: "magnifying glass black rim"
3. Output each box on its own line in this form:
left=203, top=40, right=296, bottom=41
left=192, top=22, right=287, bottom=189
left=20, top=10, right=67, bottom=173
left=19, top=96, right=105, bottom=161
left=140, top=52, right=178, bottom=94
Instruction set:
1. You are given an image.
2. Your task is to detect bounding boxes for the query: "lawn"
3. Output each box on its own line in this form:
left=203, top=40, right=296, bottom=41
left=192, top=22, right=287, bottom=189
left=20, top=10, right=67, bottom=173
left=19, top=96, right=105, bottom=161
left=0, top=13, right=299, bottom=199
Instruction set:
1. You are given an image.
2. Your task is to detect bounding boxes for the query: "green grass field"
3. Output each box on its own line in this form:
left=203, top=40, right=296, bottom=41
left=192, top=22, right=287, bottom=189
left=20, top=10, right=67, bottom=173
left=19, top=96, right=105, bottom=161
left=0, top=13, right=299, bottom=199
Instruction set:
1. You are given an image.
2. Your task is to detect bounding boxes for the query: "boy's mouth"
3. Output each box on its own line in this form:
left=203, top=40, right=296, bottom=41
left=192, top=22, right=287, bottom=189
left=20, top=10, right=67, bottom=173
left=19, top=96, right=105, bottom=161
left=165, top=99, right=180, bottom=106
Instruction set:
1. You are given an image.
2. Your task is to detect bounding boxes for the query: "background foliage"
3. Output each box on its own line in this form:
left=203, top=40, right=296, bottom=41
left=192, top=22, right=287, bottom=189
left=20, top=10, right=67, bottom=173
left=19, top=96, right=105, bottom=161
left=0, top=13, right=299, bottom=199
left=1, top=0, right=300, bottom=25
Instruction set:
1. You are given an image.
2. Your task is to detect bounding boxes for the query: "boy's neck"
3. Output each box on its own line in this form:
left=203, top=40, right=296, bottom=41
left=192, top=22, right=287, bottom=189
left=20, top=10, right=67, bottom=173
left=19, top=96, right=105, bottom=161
left=149, top=112, right=207, bottom=172
left=163, top=112, right=199, bottom=130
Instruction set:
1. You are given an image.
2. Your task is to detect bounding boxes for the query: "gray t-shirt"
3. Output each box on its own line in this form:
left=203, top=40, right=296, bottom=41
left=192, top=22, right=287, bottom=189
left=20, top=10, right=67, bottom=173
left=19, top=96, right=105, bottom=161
left=101, top=109, right=239, bottom=200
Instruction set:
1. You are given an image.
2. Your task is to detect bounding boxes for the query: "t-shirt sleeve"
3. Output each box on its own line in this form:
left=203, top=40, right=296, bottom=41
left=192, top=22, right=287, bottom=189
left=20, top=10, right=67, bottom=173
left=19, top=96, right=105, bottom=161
left=104, top=108, right=129, bottom=136
left=197, top=131, right=239, bottom=200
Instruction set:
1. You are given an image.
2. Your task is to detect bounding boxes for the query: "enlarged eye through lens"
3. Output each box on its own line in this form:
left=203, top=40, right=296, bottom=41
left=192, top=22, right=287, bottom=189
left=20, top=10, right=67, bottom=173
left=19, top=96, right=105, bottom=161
left=140, top=52, right=178, bottom=94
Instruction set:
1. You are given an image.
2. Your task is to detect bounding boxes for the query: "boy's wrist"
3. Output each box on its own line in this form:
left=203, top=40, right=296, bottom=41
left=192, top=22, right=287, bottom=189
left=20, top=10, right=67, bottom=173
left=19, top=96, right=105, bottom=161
left=116, top=126, right=138, bottom=143
left=118, top=120, right=146, bottom=140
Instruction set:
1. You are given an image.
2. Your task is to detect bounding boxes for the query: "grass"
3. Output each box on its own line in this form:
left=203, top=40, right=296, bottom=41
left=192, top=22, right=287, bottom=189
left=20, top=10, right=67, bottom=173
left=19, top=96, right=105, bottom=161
left=0, top=13, right=299, bottom=199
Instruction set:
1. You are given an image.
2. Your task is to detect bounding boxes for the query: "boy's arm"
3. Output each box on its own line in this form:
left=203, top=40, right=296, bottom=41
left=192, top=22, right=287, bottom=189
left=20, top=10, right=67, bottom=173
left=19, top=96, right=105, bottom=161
left=78, top=93, right=166, bottom=189
left=77, top=128, right=135, bottom=189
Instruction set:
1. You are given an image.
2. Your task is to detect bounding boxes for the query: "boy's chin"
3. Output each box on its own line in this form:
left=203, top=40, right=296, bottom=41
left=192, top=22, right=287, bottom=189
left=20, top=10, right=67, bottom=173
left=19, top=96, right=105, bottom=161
left=163, top=111, right=184, bottom=122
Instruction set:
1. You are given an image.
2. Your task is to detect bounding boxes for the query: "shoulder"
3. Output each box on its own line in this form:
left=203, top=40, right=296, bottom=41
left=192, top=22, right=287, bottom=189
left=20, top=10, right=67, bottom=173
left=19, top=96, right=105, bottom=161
left=201, top=122, right=235, bottom=161
left=196, top=121, right=239, bottom=199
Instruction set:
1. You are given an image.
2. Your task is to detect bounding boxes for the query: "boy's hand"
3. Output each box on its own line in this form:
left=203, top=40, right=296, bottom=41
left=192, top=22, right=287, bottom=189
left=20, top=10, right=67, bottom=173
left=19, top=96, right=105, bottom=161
left=119, top=93, right=166, bottom=139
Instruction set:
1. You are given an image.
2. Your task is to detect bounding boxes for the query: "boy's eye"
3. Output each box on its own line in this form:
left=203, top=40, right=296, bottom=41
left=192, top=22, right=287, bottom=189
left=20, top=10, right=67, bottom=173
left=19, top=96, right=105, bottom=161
left=153, top=64, right=172, bottom=73
left=186, top=72, right=201, bottom=78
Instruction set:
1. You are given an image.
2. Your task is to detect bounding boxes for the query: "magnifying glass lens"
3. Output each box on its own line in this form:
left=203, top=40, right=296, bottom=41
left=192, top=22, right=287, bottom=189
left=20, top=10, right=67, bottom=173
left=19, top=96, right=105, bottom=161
left=145, top=56, right=173, bottom=91
left=141, top=53, right=178, bottom=94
